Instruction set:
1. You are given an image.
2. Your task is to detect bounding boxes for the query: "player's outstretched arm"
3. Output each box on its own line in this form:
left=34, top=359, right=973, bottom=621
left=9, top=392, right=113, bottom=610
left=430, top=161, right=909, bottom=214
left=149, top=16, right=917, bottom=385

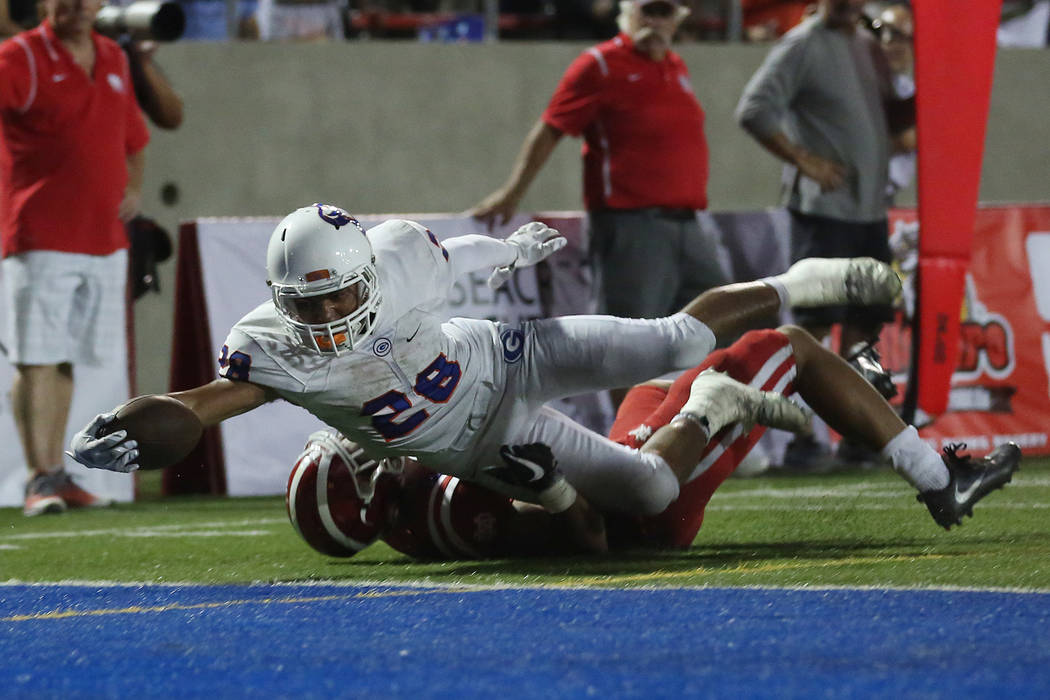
left=442, top=221, right=567, bottom=290
left=169, top=378, right=273, bottom=428
left=68, top=379, right=272, bottom=472
left=486, top=221, right=567, bottom=290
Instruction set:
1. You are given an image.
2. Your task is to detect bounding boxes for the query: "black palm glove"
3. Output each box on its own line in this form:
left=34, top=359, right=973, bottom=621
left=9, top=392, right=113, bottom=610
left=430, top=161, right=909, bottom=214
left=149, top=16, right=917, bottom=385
left=483, top=443, right=560, bottom=493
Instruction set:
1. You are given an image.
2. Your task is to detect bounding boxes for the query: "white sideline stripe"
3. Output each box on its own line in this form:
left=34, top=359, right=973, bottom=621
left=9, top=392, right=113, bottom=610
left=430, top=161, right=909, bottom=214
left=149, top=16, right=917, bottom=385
left=0, top=518, right=286, bottom=541
left=707, top=502, right=1050, bottom=512
left=0, top=544, right=21, bottom=550
left=2, top=578, right=1048, bottom=596
left=717, top=486, right=911, bottom=499
left=718, top=476, right=1050, bottom=500
left=0, top=529, right=276, bottom=540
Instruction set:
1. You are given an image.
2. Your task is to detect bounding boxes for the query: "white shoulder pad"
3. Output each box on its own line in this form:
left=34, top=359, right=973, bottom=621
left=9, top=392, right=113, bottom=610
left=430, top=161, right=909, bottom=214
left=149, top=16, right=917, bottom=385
left=219, top=302, right=317, bottom=392
left=370, top=219, right=453, bottom=324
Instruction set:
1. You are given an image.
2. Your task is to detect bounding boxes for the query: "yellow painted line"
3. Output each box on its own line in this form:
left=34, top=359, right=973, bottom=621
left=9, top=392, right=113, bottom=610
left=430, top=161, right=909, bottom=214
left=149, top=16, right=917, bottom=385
left=2, top=588, right=474, bottom=623
left=563, top=552, right=952, bottom=587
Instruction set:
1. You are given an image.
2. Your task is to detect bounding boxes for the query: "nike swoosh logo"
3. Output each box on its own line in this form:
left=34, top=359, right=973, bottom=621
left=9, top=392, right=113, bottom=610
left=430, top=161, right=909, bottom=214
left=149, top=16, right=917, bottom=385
left=515, top=458, right=546, bottom=482
left=52, top=74, right=67, bottom=82
left=955, top=477, right=983, bottom=504
left=406, top=323, right=422, bottom=343
left=627, top=73, right=642, bottom=82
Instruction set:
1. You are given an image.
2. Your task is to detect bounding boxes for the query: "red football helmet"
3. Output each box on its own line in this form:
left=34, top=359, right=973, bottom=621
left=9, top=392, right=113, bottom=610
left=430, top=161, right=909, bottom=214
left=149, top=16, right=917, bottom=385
left=285, top=430, right=402, bottom=557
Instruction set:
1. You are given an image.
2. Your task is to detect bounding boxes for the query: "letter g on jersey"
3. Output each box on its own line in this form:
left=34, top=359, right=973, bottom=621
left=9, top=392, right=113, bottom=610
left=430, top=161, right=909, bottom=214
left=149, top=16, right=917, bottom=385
left=500, top=329, right=525, bottom=364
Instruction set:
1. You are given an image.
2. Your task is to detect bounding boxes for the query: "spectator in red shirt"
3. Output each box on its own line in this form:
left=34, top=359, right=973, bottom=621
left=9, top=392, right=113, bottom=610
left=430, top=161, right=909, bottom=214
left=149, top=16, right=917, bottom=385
left=0, top=0, right=150, bottom=516
left=471, top=0, right=727, bottom=330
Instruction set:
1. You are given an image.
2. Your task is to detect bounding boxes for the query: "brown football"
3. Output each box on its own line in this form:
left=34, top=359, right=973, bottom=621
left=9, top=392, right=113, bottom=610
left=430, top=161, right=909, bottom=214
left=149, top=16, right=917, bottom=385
left=103, top=395, right=203, bottom=470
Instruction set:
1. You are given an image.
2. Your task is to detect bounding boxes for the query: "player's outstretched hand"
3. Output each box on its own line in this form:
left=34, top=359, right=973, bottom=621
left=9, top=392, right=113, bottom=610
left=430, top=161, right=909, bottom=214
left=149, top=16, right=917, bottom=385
left=506, top=221, right=566, bottom=267
left=488, top=222, right=567, bottom=290
left=66, top=413, right=140, bottom=473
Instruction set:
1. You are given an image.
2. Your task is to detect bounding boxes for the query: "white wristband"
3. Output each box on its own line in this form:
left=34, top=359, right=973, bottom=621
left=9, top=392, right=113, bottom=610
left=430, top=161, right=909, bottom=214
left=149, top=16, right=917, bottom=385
left=673, top=410, right=712, bottom=441
left=538, top=477, right=577, bottom=514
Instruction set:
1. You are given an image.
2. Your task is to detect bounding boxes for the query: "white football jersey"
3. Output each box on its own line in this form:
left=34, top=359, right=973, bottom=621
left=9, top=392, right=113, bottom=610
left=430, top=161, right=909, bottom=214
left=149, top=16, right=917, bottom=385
left=219, top=219, right=504, bottom=467
left=218, top=218, right=716, bottom=513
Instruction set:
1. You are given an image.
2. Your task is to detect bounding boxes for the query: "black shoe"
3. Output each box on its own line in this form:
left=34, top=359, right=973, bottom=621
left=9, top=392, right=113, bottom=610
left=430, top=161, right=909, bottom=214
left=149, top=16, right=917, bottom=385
left=845, top=340, right=897, bottom=400
left=917, top=443, right=1021, bottom=530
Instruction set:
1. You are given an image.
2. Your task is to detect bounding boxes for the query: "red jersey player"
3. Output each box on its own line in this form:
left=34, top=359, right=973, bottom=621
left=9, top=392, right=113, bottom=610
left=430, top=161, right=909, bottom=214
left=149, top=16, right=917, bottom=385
left=287, top=326, right=1021, bottom=560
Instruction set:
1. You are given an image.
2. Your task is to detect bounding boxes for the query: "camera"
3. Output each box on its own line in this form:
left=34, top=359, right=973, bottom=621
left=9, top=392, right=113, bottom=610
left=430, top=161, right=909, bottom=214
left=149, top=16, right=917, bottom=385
left=94, top=1, right=186, bottom=42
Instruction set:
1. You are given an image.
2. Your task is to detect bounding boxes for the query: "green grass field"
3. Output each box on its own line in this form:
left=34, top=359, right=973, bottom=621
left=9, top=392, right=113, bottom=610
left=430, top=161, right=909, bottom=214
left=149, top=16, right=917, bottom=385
left=3, top=457, right=1048, bottom=591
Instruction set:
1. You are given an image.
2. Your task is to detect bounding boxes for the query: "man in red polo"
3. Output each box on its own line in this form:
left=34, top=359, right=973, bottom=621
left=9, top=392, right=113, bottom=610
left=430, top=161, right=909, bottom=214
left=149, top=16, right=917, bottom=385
left=0, top=0, right=149, bottom=515
left=471, top=0, right=727, bottom=327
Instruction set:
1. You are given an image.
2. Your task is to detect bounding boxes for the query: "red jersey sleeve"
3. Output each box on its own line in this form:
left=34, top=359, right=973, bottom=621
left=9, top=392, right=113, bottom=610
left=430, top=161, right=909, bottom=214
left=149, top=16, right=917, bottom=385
left=542, top=49, right=605, bottom=137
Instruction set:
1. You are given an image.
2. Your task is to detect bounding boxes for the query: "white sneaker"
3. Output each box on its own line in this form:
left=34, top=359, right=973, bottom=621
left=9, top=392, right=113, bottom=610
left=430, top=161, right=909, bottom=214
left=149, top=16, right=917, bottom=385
left=782, top=257, right=902, bottom=308
left=680, top=369, right=812, bottom=438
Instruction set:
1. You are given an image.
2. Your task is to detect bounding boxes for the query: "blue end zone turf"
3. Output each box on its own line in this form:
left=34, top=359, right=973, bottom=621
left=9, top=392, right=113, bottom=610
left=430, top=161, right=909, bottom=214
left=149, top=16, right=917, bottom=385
left=2, top=584, right=1048, bottom=697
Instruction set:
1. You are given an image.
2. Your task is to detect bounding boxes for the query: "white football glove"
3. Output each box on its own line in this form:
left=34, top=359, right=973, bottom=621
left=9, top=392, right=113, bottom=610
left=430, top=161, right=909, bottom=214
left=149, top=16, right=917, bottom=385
left=487, top=221, right=567, bottom=290
left=65, top=412, right=141, bottom=473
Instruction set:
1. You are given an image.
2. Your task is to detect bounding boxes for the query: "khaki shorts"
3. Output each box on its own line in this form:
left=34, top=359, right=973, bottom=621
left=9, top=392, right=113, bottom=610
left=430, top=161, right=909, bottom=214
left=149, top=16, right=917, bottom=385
left=1, top=249, right=127, bottom=366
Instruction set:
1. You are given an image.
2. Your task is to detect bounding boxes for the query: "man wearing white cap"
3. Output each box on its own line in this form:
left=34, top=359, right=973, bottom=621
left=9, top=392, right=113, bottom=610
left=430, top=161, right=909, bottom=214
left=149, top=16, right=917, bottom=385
left=472, top=0, right=727, bottom=330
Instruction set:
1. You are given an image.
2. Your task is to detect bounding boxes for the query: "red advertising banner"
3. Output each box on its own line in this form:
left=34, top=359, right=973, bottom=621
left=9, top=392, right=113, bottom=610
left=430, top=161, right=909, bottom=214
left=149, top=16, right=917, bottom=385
left=882, top=205, right=1050, bottom=456
left=912, top=0, right=1002, bottom=415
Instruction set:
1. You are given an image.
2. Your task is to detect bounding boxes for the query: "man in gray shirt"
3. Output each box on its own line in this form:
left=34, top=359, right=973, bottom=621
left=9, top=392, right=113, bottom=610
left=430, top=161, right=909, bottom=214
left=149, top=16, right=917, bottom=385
left=736, top=0, right=909, bottom=467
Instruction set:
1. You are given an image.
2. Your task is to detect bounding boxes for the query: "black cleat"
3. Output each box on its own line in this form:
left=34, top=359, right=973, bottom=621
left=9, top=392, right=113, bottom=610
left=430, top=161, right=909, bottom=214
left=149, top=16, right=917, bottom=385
left=917, top=442, right=1021, bottom=530
left=846, top=340, right=897, bottom=400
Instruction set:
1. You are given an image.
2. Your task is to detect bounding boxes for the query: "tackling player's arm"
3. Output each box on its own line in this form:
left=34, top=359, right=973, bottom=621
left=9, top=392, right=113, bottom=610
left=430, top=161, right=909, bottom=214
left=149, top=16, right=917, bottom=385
left=504, top=497, right=608, bottom=556
left=481, top=443, right=608, bottom=555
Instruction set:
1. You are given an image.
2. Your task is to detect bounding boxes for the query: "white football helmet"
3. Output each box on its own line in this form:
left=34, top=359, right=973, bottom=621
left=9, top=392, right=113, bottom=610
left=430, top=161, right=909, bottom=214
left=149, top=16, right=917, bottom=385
left=266, top=203, right=382, bottom=354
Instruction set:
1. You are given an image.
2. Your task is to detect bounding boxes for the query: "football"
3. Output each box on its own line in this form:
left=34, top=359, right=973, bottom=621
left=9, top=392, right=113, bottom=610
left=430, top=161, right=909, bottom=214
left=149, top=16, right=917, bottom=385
left=285, top=439, right=387, bottom=557
left=103, top=395, right=203, bottom=470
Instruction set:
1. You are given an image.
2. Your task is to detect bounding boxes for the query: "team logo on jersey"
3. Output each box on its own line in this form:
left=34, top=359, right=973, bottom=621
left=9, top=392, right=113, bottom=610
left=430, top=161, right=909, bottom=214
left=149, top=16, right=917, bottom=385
left=372, top=337, right=392, bottom=357
left=107, top=73, right=125, bottom=93
left=500, top=329, right=524, bottom=364
left=313, top=203, right=364, bottom=233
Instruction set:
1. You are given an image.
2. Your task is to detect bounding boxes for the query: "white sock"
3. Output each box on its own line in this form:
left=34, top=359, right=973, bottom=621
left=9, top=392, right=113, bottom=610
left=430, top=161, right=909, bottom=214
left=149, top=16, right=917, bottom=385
left=678, top=369, right=741, bottom=439
left=881, top=425, right=949, bottom=491
left=759, top=276, right=790, bottom=309
left=763, top=259, right=847, bottom=308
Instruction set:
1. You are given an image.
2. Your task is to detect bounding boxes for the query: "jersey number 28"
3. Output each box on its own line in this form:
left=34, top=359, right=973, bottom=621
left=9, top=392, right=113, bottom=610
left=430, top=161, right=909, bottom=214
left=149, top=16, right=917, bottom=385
left=362, top=354, right=461, bottom=440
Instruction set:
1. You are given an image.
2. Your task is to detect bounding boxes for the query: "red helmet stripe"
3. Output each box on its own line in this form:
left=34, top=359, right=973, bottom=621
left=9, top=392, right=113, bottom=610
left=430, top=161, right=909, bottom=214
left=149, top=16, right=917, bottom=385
left=437, top=477, right=483, bottom=559
left=316, top=449, right=371, bottom=552
left=426, top=475, right=458, bottom=558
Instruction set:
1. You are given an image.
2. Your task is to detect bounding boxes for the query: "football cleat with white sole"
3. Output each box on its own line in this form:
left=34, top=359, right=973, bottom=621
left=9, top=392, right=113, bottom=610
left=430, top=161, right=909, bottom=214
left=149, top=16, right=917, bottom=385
left=783, top=257, right=902, bottom=308
left=680, top=369, right=812, bottom=438
left=23, top=471, right=67, bottom=517
left=917, top=442, right=1021, bottom=530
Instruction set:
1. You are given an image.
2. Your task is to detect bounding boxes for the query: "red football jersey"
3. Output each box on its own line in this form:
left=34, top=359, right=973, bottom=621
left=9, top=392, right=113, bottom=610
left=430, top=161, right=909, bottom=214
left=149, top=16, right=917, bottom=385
left=608, top=329, right=797, bottom=548
left=0, top=22, right=149, bottom=257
